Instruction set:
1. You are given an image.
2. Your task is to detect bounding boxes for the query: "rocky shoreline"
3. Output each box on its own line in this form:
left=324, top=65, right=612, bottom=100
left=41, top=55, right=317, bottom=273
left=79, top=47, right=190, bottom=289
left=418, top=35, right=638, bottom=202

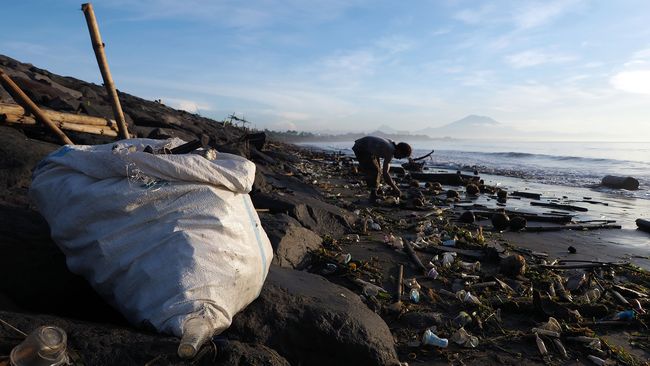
left=1, top=54, right=649, bottom=365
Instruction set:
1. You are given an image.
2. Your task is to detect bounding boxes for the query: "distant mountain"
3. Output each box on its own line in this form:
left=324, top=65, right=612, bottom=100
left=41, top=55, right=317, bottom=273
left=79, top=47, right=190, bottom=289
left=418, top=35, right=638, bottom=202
left=376, top=124, right=410, bottom=135
left=417, top=115, right=508, bottom=139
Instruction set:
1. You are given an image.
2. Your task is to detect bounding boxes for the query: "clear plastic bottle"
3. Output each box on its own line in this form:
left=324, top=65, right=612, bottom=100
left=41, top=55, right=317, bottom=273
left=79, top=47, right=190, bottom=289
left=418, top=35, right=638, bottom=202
left=427, top=267, right=439, bottom=279
left=422, top=329, right=448, bottom=348
left=178, top=317, right=215, bottom=359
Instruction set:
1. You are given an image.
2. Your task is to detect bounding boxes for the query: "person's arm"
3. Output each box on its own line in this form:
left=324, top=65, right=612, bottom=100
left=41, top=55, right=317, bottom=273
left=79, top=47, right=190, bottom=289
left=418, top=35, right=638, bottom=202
left=382, top=157, right=400, bottom=195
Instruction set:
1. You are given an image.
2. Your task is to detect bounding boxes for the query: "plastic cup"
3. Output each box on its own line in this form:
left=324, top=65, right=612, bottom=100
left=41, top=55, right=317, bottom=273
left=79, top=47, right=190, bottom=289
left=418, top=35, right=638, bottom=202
left=10, top=326, right=69, bottom=366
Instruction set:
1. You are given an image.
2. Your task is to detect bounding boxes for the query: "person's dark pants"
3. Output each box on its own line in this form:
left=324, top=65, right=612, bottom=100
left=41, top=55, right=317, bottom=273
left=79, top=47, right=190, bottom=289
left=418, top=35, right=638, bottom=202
left=353, top=143, right=380, bottom=196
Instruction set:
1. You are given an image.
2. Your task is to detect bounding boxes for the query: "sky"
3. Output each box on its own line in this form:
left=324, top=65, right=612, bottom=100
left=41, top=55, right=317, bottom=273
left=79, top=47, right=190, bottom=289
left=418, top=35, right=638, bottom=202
left=2, top=0, right=650, bottom=139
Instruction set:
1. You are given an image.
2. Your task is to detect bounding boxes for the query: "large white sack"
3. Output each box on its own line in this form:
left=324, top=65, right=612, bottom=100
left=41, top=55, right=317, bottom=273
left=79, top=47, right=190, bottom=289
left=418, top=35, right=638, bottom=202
left=29, top=138, right=273, bottom=337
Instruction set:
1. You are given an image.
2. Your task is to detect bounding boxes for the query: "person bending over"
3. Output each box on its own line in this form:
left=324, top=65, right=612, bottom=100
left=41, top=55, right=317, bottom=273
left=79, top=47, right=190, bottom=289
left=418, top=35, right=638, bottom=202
left=352, top=136, right=412, bottom=201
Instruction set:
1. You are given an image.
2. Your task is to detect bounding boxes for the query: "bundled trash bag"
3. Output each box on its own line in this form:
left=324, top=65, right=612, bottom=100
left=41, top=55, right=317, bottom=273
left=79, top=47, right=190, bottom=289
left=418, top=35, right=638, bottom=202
left=30, top=138, right=273, bottom=357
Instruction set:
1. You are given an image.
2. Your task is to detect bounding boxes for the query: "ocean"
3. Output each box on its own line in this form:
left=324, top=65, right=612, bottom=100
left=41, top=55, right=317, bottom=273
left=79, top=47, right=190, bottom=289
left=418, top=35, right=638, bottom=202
left=302, top=140, right=650, bottom=200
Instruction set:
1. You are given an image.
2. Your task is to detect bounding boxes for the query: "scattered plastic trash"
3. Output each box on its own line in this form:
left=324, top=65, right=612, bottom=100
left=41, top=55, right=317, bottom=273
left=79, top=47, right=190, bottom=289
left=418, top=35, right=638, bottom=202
left=613, top=310, right=636, bottom=320
left=421, top=329, right=448, bottom=348
left=535, top=333, right=548, bottom=356
left=450, top=327, right=479, bottom=348
left=10, top=326, right=69, bottom=366
left=458, top=261, right=481, bottom=272
left=453, top=311, right=473, bottom=328
left=455, top=290, right=481, bottom=305
left=410, top=288, right=420, bottom=303
left=441, top=239, right=456, bottom=247
left=426, top=267, right=439, bottom=279
left=441, top=252, right=456, bottom=268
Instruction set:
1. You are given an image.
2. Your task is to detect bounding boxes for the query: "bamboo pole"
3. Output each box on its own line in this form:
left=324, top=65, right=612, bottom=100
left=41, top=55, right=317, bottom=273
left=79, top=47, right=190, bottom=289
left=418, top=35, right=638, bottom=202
left=2, top=115, right=118, bottom=137
left=0, top=70, right=74, bottom=145
left=0, top=103, right=117, bottom=129
left=81, top=3, right=129, bottom=139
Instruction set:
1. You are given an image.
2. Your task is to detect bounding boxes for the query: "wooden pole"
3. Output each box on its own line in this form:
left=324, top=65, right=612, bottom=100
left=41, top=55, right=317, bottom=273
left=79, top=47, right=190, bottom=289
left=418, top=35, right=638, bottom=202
left=0, top=70, right=74, bottom=145
left=0, top=103, right=117, bottom=129
left=81, top=3, right=130, bottom=139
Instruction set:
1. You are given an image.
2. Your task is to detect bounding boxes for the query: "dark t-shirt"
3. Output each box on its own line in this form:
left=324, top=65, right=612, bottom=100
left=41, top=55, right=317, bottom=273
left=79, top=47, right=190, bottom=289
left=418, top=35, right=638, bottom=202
left=353, top=136, right=395, bottom=161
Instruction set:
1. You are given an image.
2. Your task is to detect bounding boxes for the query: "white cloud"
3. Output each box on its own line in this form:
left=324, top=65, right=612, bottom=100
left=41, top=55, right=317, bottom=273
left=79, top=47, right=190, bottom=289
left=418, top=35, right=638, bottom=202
left=512, top=0, right=582, bottom=30
left=505, top=49, right=576, bottom=68
left=610, top=70, right=650, bottom=95
left=163, top=98, right=213, bottom=113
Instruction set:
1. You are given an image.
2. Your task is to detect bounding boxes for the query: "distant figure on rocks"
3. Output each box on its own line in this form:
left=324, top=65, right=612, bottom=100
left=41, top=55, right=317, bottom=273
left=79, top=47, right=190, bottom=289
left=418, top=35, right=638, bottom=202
left=352, top=136, right=412, bottom=201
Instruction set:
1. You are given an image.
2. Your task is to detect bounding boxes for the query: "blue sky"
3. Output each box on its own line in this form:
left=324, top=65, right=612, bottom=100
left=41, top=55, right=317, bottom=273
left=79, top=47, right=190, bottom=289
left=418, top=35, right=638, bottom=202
left=2, top=0, right=650, bottom=139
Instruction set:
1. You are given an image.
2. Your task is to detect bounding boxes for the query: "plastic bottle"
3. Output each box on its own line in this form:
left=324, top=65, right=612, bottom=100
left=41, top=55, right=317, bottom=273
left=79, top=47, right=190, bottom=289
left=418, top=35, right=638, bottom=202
left=426, top=267, right=439, bottom=279
left=353, top=278, right=386, bottom=297
left=442, top=252, right=456, bottom=268
left=178, top=317, right=215, bottom=359
left=421, top=329, right=448, bottom=348
left=337, top=253, right=352, bottom=264
left=442, top=239, right=456, bottom=247
left=553, top=339, right=568, bottom=359
left=458, top=261, right=481, bottom=272
left=410, top=288, right=420, bottom=303
left=613, top=310, right=636, bottom=320
left=535, top=333, right=548, bottom=356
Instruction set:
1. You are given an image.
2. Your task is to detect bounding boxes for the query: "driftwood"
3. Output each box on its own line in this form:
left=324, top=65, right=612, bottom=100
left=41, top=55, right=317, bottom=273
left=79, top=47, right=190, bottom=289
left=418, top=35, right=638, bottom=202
left=524, top=224, right=621, bottom=232
left=403, top=239, right=428, bottom=273
left=1, top=103, right=118, bottom=136
left=601, top=175, right=639, bottom=190
left=530, top=201, right=588, bottom=212
left=0, top=71, right=73, bottom=144
left=82, top=3, right=129, bottom=139
left=511, top=191, right=541, bottom=200
left=417, top=245, right=485, bottom=260
left=410, top=172, right=479, bottom=185
left=467, top=208, right=573, bottom=224
left=0, top=103, right=118, bottom=128
left=411, top=150, right=435, bottom=162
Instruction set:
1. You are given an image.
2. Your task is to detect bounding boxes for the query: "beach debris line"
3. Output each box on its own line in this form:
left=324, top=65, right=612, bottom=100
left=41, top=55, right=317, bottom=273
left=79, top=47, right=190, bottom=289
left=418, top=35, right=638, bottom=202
left=294, top=145, right=649, bottom=365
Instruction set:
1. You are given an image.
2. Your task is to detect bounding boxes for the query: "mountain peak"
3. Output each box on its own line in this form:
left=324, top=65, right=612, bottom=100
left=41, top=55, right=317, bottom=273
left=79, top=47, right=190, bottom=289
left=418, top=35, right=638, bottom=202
left=448, top=115, right=500, bottom=127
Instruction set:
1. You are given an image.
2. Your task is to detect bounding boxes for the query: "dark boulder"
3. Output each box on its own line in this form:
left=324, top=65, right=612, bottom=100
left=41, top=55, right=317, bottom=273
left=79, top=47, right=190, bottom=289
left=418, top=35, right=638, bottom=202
left=228, top=266, right=400, bottom=366
left=252, top=191, right=354, bottom=236
left=601, top=175, right=639, bottom=190
left=260, top=213, right=322, bottom=269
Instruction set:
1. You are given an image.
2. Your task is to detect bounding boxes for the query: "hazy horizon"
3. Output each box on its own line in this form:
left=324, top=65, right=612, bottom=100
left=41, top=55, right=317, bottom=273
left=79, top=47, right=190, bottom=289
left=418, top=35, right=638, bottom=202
left=3, top=1, right=650, bottom=140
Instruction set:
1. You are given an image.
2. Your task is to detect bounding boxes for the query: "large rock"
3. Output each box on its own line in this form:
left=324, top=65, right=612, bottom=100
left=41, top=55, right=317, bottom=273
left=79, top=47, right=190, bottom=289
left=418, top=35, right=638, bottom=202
left=252, top=191, right=355, bottom=236
left=228, top=266, right=400, bottom=366
left=0, top=311, right=290, bottom=366
left=0, top=127, right=58, bottom=205
left=260, top=213, right=322, bottom=269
